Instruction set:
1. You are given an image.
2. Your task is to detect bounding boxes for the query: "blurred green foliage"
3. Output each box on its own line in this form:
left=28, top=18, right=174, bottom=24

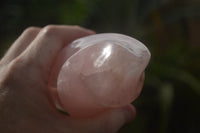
left=0, top=0, right=200, bottom=132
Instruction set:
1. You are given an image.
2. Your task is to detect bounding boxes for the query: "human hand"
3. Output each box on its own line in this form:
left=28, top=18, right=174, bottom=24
left=0, top=25, right=136, bottom=133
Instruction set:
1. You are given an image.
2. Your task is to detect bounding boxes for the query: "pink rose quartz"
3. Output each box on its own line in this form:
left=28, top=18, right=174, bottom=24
left=48, top=33, right=151, bottom=118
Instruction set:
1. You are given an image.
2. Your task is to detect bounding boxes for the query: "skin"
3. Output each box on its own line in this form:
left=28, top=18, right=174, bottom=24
left=0, top=25, right=137, bottom=133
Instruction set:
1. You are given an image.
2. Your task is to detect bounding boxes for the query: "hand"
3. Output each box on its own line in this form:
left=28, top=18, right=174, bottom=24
left=0, top=25, right=136, bottom=133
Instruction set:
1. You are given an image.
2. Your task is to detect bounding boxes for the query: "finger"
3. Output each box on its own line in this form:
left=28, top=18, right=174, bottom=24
left=65, top=104, right=136, bottom=133
left=18, top=25, right=95, bottom=78
left=1, top=27, right=40, bottom=65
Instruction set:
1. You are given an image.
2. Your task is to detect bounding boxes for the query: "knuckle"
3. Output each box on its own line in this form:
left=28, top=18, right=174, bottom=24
left=72, top=25, right=85, bottom=30
left=6, top=57, right=35, bottom=81
left=72, top=25, right=94, bottom=34
left=23, top=27, right=40, bottom=35
left=8, top=56, right=36, bottom=76
left=8, top=57, right=25, bottom=72
left=41, top=25, right=58, bottom=37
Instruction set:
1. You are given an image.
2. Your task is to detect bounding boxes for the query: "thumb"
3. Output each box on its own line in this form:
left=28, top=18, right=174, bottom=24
left=66, top=104, right=136, bottom=133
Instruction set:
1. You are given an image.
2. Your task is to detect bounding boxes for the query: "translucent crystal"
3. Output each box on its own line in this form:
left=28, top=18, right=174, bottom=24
left=49, top=33, right=151, bottom=118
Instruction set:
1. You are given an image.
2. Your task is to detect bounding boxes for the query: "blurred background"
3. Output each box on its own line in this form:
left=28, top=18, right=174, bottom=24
left=0, top=0, right=200, bottom=132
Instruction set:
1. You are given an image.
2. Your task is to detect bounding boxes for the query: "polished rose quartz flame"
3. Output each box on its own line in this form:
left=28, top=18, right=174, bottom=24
left=49, top=33, right=151, bottom=118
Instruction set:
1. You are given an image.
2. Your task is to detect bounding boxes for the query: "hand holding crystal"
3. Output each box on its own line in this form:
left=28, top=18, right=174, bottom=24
left=0, top=25, right=151, bottom=133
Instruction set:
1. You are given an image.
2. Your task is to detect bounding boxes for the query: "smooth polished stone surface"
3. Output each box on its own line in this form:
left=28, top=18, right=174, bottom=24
left=49, top=33, right=151, bottom=118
